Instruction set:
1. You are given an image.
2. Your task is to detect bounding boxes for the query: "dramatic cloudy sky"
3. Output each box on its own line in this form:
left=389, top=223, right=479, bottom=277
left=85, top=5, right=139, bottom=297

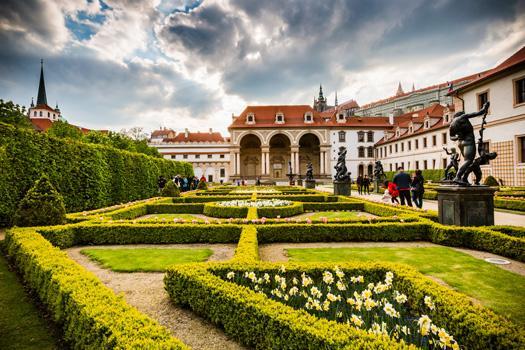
left=1, top=0, right=524, bottom=134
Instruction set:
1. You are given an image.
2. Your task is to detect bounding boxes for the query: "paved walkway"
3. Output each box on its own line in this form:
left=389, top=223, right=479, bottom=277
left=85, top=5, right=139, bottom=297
left=317, top=185, right=525, bottom=226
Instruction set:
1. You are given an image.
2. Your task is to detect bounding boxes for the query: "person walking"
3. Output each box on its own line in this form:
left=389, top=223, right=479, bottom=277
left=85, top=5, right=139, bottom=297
left=384, top=180, right=399, bottom=204
left=393, top=167, right=412, bottom=206
left=356, top=175, right=363, bottom=195
left=362, top=175, right=370, bottom=195
left=411, top=170, right=425, bottom=208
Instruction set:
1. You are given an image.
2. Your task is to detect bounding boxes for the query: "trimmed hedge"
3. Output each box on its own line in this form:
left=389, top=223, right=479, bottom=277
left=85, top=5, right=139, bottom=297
left=0, top=122, right=192, bottom=225
left=146, top=203, right=205, bottom=214
left=494, top=198, right=525, bottom=212
left=487, top=225, right=525, bottom=238
left=203, top=202, right=249, bottom=218
left=302, top=202, right=364, bottom=212
left=384, top=169, right=445, bottom=182
left=258, top=194, right=338, bottom=202
left=4, top=228, right=187, bottom=349
left=172, top=195, right=251, bottom=203
left=257, top=202, right=304, bottom=218
left=165, top=262, right=524, bottom=350
left=38, top=223, right=243, bottom=248
left=231, top=225, right=259, bottom=263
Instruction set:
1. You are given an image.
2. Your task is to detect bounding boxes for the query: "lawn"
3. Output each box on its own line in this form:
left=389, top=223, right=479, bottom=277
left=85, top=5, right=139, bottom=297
left=287, top=246, right=525, bottom=325
left=137, top=213, right=205, bottom=221
left=0, top=253, right=58, bottom=350
left=81, top=248, right=213, bottom=272
left=301, top=211, right=370, bottom=220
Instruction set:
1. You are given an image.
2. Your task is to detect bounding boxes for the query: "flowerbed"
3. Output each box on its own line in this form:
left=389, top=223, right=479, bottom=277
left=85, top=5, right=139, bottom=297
left=216, top=199, right=293, bottom=207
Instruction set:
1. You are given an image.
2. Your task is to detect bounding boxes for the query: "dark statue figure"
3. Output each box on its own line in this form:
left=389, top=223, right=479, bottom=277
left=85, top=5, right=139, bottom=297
left=373, top=160, right=386, bottom=181
left=334, top=147, right=350, bottom=182
left=449, top=101, right=497, bottom=185
left=442, top=147, right=459, bottom=180
left=305, top=162, right=314, bottom=181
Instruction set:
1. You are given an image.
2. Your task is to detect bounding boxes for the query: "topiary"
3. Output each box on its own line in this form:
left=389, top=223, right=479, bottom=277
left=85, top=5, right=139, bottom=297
left=197, top=180, right=208, bottom=190
left=483, top=175, right=499, bottom=187
left=161, top=180, right=180, bottom=197
left=13, top=174, right=66, bottom=226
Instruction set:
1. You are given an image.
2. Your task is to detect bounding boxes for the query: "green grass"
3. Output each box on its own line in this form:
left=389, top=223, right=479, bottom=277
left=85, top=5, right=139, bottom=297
left=137, top=214, right=205, bottom=221
left=0, top=253, right=58, bottom=350
left=81, top=248, right=213, bottom=272
left=287, top=246, right=525, bottom=325
left=301, top=211, right=368, bottom=220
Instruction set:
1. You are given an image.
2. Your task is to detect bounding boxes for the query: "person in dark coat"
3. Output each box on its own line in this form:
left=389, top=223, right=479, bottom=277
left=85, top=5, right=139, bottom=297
left=393, top=167, right=412, bottom=206
left=362, top=175, right=371, bottom=195
left=411, top=170, right=425, bottom=208
left=356, top=175, right=363, bottom=195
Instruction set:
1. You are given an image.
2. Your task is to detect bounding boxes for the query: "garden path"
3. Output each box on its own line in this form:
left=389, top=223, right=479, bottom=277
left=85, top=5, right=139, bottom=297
left=259, top=241, right=525, bottom=276
left=66, top=244, right=247, bottom=350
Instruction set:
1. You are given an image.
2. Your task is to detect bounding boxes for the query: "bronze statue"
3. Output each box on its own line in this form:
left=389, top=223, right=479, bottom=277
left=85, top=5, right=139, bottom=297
left=334, top=147, right=350, bottom=182
left=449, top=101, right=496, bottom=185
left=373, top=160, right=385, bottom=181
left=305, top=162, right=314, bottom=181
left=442, top=147, right=459, bottom=180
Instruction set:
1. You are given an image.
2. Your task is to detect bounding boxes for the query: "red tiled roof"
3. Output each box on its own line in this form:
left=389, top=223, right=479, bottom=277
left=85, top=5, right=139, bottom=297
left=33, top=104, right=58, bottom=113
left=359, top=71, right=490, bottom=110
left=151, top=128, right=175, bottom=137
left=375, top=104, right=448, bottom=146
left=229, top=104, right=389, bottom=129
left=164, top=131, right=226, bottom=143
left=449, top=46, right=525, bottom=94
left=30, top=118, right=53, bottom=132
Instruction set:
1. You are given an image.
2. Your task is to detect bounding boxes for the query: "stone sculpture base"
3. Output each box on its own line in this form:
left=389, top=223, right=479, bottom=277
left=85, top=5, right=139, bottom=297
left=374, top=179, right=382, bottom=194
left=333, top=181, right=350, bottom=196
left=305, top=179, right=316, bottom=189
left=297, top=179, right=303, bottom=186
left=436, top=185, right=496, bottom=226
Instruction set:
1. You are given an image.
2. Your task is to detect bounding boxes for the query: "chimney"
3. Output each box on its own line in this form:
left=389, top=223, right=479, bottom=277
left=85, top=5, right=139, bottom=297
left=209, top=128, right=213, bottom=134
left=184, top=128, right=189, bottom=138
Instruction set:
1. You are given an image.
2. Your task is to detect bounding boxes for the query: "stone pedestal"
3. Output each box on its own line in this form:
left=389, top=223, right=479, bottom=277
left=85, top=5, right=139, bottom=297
left=305, top=179, right=316, bottom=189
left=374, top=179, right=382, bottom=194
left=333, top=181, right=351, bottom=196
left=297, top=179, right=303, bottom=186
left=436, top=185, right=496, bottom=226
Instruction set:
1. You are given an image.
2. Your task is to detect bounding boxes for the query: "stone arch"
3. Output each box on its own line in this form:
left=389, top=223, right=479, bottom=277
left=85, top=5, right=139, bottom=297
left=295, top=129, right=327, bottom=145
left=298, top=133, right=320, bottom=177
left=235, top=130, right=263, bottom=146
left=264, top=130, right=294, bottom=146
left=269, top=133, right=292, bottom=179
left=239, top=134, right=262, bottom=179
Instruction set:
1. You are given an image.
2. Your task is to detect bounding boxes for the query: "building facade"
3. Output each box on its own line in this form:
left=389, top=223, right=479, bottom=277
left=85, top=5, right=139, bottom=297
left=149, top=128, right=231, bottom=183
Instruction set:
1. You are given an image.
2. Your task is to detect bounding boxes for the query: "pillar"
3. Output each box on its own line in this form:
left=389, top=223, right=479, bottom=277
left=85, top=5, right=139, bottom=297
left=261, top=146, right=270, bottom=175
left=320, top=151, right=325, bottom=174
left=291, top=146, right=299, bottom=174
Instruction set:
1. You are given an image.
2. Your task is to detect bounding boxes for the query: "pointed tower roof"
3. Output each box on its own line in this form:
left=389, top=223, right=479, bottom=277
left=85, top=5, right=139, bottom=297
left=37, top=59, right=48, bottom=106
left=395, top=82, right=404, bottom=96
left=335, top=91, right=338, bottom=106
left=412, top=83, right=415, bottom=92
left=318, top=84, right=325, bottom=100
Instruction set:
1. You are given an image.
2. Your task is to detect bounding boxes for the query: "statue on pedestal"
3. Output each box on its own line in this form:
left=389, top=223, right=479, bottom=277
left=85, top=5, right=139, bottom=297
left=334, top=147, right=350, bottom=182
left=305, top=162, right=314, bottom=181
left=449, top=101, right=496, bottom=186
left=442, top=147, right=460, bottom=181
left=373, top=160, right=386, bottom=182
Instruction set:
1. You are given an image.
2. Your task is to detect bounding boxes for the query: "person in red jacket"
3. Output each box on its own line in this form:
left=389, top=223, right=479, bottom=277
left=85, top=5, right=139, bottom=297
left=384, top=180, right=399, bottom=204
left=200, top=175, right=206, bottom=183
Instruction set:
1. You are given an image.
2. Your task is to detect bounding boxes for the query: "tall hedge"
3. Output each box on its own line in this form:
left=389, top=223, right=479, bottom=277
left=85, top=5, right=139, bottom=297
left=0, top=123, right=193, bottom=225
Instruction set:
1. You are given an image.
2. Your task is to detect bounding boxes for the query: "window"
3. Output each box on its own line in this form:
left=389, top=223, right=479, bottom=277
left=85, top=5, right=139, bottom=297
left=395, top=144, right=398, bottom=153
left=442, top=132, right=447, bottom=145
left=39, top=111, right=42, bottom=117
left=246, top=113, right=255, bottom=124
left=415, top=160, right=419, bottom=169
left=358, top=146, right=365, bottom=158
left=415, top=139, right=419, bottom=149
left=432, top=135, right=437, bottom=146
left=195, top=154, right=200, bottom=159
left=477, top=91, right=489, bottom=110
left=358, top=131, right=365, bottom=142
left=518, top=136, right=525, bottom=163
left=275, top=113, right=284, bottom=123
left=183, top=154, right=188, bottom=159
left=367, top=147, right=373, bottom=157
left=207, top=154, right=212, bottom=159
left=480, top=142, right=490, bottom=165
left=442, top=158, right=447, bottom=168
left=220, top=168, right=226, bottom=177
left=208, top=174, right=213, bottom=182
left=423, top=160, right=428, bottom=169
left=47, top=112, right=50, bottom=117
left=171, top=155, right=176, bottom=159
left=367, top=131, right=374, bottom=142
left=408, top=141, right=411, bottom=151
left=401, top=142, right=404, bottom=152
left=407, top=161, right=411, bottom=170
left=389, top=164, right=393, bottom=171
left=432, top=159, right=436, bottom=169
left=338, top=131, right=346, bottom=142
left=338, top=114, right=345, bottom=121
left=515, top=77, right=525, bottom=105
left=304, top=113, right=313, bottom=122
left=423, top=137, right=427, bottom=148
left=220, top=154, right=225, bottom=159
left=375, top=149, right=379, bottom=158
left=389, top=145, right=392, bottom=154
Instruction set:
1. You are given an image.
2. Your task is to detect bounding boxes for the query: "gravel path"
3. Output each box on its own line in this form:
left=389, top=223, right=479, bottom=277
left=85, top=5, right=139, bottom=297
left=259, top=241, right=525, bottom=276
left=66, top=244, right=247, bottom=350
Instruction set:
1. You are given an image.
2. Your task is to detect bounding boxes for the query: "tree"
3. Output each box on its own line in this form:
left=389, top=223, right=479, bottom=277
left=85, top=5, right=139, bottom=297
left=13, top=174, right=66, bottom=226
left=0, top=99, right=32, bottom=128
left=108, top=131, right=136, bottom=151
left=161, top=180, right=180, bottom=197
left=84, top=130, right=112, bottom=145
left=135, top=139, right=161, bottom=157
left=47, top=120, right=84, bottom=140
left=122, top=126, right=148, bottom=140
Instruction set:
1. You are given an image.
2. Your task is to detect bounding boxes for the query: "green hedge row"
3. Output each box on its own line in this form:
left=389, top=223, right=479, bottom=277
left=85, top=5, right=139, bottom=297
left=257, top=202, right=304, bottom=218
left=257, top=194, right=338, bottom=202
left=39, top=223, right=243, bottom=248
left=172, top=195, right=251, bottom=203
left=166, top=262, right=524, bottom=349
left=494, top=198, right=525, bottom=212
left=302, top=202, right=364, bottom=211
left=203, top=202, right=248, bottom=218
left=4, top=228, right=187, bottom=349
left=384, top=169, right=445, bottom=182
left=0, top=122, right=192, bottom=225
left=487, top=225, right=525, bottom=238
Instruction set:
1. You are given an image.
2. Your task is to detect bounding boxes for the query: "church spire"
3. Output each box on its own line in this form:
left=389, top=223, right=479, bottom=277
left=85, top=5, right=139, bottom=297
left=396, top=82, right=404, bottom=96
left=412, top=83, right=415, bottom=92
left=37, top=59, right=48, bottom=106
left=335, top=91, right=338, bottom=106
left=318, top=84, right=324, bottom=101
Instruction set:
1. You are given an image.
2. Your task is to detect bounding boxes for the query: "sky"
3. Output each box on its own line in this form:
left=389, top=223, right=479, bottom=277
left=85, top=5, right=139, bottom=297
left=0, top=0, right=524, bottom=135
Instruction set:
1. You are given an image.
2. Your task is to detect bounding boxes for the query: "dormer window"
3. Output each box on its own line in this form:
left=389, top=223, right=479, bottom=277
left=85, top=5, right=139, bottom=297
left=246, top=113, right=255, bottom=124
left=408, top=122, right=413, bottom=133
left=424, top=119, right=430, bottom=129
left=337, top=113, right=345, bottom=123
left=275, top=112, right=285, bottom=124
left=395, top=128, right=400, bottom=137
left=304, top=112, right=313, bottom=123
left=444, top=114, right=449, bottom=123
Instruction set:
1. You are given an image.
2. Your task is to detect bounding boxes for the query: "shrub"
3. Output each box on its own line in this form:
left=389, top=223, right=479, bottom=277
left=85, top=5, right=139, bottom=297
left=494, top=198, right=525, bottom=212
left=487, top=225, right=525, bottom=238
left=484, top=175, right=499, bottom=186
left=203, top=202, right=248, bottom=218
left=161, top=180, right=180, bottom=197
left=257, top=202, right=304, bottom=218
left=197, top=180, right=208, bottom=190
left=4, top=228, right=187, bottom=349
left=302, top=202, right=363, bottom=211
left=13, top=175, right=66, bottom=227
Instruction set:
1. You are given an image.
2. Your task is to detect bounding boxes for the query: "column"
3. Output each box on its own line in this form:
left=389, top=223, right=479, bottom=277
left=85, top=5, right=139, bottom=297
left=291, top=146, right=299, bottom=174
left=320, top=151, right=325, bottom=174
left=230, top=151, right=236, bottom=176
left=261, top=147, right=270, bottom=175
